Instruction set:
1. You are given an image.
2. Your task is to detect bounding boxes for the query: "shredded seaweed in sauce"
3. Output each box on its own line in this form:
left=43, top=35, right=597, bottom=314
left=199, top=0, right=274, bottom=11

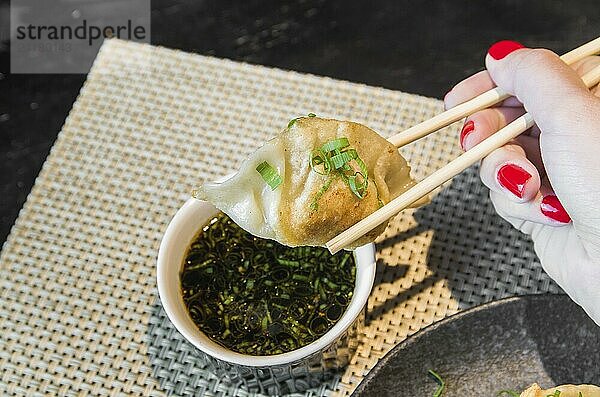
left=180, top=213, right=356, bottom=355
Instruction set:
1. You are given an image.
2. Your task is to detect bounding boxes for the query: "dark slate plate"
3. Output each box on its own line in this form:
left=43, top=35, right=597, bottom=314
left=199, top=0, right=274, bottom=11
left=352, top=294, right=600, bottom=396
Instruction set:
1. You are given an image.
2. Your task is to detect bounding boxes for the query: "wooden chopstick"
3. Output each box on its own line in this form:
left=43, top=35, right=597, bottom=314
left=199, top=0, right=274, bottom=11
left=387, top=36, right=600, bottom=148
left=327, top=64, right=600, bottom=254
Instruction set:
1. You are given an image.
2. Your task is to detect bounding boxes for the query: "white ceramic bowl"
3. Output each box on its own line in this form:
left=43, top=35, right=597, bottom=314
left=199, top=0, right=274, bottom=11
left=157, top=197, right=376, bottom=368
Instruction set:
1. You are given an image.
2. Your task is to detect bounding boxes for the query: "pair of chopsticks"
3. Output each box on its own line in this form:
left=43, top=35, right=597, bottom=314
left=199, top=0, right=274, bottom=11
left=327, top=37, right=600, bottom=254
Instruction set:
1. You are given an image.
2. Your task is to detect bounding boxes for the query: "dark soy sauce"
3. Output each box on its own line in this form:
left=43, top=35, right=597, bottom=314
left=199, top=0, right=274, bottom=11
left=180, top=213, right=356, bottom=355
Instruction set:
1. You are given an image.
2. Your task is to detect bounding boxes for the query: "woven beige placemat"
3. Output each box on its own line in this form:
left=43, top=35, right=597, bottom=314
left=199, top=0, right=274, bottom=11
left=0, top=39, right=559, bottom=397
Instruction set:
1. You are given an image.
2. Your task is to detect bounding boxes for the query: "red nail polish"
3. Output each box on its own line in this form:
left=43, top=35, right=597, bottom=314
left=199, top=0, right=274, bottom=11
left=488, top=40, right=525, bottom=60
left=497, top=164, right=531, bottom=198
left=459, top=120, right=475, bottom=150
left=541, top=195, right=571, bottom=223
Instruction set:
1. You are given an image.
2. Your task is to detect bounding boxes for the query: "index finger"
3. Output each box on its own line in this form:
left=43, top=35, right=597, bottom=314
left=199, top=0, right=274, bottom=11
left=444, top=70, right=522, bottom=110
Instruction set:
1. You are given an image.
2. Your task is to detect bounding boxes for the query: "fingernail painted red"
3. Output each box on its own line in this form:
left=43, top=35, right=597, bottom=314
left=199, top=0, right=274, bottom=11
left=497, top=164, right=531, bottom=198
left=459, top=120, right=475, bottom=150
left=488, top=40, right=525, bottom=60
left=541, top=195, right=571, bottom=223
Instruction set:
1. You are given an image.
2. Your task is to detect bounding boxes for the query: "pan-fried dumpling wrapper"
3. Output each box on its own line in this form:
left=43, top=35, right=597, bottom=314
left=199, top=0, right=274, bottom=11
left=197, top=116, right=422, bottom=248
left=520, top=383, right=600, bottom=397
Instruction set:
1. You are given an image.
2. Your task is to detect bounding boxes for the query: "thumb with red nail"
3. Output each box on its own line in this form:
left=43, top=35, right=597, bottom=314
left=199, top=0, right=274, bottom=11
left=445, top=40, right=600, bottom=325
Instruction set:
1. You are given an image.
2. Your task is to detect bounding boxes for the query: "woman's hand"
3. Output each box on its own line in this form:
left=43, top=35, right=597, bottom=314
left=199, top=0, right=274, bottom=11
left=444, top=40, right=600, bottom=325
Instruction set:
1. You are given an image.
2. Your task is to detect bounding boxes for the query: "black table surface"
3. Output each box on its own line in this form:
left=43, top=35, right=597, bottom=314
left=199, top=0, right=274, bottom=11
left=1, top=0, right=599, bottom=245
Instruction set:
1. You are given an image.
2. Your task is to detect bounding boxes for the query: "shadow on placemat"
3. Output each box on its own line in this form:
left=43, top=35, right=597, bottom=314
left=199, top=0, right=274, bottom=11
left=370, top=164, right=561, bottom=324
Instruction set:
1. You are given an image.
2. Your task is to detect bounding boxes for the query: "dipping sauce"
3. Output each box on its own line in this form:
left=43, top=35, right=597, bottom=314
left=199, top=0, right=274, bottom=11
left=180, top=213, right=356, bottom=356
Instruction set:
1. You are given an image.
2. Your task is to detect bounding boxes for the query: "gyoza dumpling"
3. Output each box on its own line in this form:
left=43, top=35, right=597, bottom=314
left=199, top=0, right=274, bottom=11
left=196, top=116, right=420, bottom=248
left=520, top=383, right=600, bottom=397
